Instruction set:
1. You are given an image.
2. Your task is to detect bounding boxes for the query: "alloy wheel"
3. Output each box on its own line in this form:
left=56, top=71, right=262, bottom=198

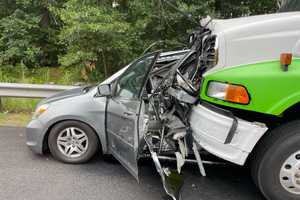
left=56, top=127, right=89, bottom=158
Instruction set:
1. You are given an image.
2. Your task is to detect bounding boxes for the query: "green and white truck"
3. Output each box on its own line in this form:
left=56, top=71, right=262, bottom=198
left=190, top=0, right=300, bottom=199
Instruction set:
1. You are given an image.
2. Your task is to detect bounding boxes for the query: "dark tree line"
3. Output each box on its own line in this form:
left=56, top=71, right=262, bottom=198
left=0, top=0, right=278, bottom=79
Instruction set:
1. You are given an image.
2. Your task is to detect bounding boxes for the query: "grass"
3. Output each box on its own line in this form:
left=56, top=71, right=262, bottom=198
left=0, top=112, right=32, bottom=127
left=0, top=65, right=88, bottom=114
left=0, top=64, right=106, bottom=126
left=0, top=65, right=84, bottom=85
left=0, top=97, right=40, bottom=113
left=0, top=98, right=39, bottom=127
left=0, top=64, right=99, bottom=127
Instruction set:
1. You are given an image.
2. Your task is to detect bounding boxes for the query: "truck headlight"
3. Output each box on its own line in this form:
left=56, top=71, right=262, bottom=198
left=207, top=81, right=250, bottom=105
left=33, top=104, right=49, bottom=119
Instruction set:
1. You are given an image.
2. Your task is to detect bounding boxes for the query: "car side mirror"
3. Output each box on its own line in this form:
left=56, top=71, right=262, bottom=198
left=97, top=84, right=112, bottom=97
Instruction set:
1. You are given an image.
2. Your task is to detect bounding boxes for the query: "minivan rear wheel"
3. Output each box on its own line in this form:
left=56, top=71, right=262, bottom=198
left=48, top=120, right=99, bottom=164
left=251, top=120, right=300, bottom=200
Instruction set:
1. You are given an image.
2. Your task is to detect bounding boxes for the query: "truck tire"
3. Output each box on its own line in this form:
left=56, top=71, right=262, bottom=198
left=48, top=120, right=99, bottom=164
left=251, top=120, right=300, bottom=200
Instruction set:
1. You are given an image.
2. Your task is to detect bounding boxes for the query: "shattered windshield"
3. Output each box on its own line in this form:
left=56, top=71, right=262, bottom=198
left=278, top=0, right=300, bottom=12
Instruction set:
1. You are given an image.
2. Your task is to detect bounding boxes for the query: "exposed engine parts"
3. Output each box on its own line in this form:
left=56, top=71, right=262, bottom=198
left=140, top=24, right=216, bottom=199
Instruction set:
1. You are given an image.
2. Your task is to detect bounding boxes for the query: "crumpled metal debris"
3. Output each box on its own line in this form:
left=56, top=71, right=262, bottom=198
left=145, top=135, right=184, bottom=200
left=141, top=19, right=216, bottom=198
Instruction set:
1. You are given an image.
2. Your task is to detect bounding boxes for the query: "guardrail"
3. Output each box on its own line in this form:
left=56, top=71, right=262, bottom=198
left=0, top=83, right=79, bottom=98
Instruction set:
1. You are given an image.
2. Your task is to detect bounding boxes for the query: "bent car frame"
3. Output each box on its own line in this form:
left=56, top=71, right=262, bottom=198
left=26, top=0, right=300, bottom=199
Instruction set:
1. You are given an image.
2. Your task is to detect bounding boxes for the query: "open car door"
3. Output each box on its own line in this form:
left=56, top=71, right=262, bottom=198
left=106, top=52, right=160, bottom=180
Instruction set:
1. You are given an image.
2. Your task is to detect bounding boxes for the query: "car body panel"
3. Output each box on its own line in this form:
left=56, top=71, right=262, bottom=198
left=106, top=52, right=160, bottom=180
left=26, top=87, right=109, bottom=154
left=106, top=97, right=141, bottom=179
left=201, top=58, right=300, bottom=116
left=26, top=119, right=46, bottom=154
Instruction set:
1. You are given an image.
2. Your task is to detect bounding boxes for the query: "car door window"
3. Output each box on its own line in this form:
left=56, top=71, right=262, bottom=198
left=115, top=54, right=157, bottom=99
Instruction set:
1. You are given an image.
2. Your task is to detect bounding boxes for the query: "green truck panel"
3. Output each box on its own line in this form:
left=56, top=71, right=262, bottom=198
left=201, top=58, right=300, bottom=116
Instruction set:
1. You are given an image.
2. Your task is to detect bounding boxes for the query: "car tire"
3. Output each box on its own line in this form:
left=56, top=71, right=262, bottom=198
left=48, top=120, right=99, bottom=164
left=251, top=120, right=300, bottom=200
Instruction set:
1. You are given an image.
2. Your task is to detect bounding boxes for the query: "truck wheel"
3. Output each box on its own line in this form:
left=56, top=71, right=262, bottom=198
left=251, top=120, right=300, bottom=200
left=48, top=120, right=99, bottom=164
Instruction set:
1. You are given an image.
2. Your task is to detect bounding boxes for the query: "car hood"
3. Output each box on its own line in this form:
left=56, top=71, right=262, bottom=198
left=39, top=85, right=95, bottom=105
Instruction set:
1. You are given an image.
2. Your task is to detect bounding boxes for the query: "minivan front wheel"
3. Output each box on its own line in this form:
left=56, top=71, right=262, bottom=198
left=251, top=121, right=300, bottom=200
left=48, top=120, right=99, bottom=164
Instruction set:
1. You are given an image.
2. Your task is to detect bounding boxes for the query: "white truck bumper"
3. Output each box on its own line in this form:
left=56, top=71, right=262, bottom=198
left=190, top=103, right=268, bottom=165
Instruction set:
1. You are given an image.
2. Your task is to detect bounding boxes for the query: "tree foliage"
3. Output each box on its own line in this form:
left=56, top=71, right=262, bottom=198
left=0, top=0, right=278, bottom=80
left=215, top=0, right=278, bottom=18
left=56, top=0, right=133, bottom=77
left=0, top=0, right=63, bottom=67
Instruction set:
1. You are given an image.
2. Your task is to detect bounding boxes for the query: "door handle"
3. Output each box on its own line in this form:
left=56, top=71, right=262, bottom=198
left=123, top=111, right=135, bottom=116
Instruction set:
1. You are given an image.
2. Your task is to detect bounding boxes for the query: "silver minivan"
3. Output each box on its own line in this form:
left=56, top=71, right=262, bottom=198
left=26, top=50, right=193, bottom=199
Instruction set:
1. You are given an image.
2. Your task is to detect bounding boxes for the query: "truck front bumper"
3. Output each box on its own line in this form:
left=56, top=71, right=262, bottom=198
left=190, top=103, right=268, bottom=165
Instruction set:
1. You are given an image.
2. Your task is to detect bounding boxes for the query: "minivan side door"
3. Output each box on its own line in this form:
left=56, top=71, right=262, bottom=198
left=106, top=52, right=160, bottom=180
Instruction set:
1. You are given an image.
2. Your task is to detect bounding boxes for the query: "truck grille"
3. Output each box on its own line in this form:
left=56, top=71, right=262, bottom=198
left=201, top=35, right=218, bottom=69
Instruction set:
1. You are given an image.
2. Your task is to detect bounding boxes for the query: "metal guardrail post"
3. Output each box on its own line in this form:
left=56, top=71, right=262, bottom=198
left=0, top=97, right=2, bottom=112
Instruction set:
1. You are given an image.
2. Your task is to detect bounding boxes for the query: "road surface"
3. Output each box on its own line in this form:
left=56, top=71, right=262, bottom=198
left=0, top=127, right=264, bottom=200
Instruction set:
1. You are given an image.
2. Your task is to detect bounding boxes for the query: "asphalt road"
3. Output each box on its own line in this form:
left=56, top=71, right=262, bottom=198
left=0, top=127, right=265, bottom=200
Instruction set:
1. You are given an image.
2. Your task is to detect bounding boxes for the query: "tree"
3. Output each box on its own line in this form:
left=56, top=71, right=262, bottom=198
left=0, top=0, right=64, bottom=67
left=56, top=0, right=133, bottom=79
left=56, top=0, right=216, bottom=80
left=214, top=0, right=278, bottom=18
left=0, top=8, right=40, bottom=66
left=0, top=0, right=279, bottom=79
